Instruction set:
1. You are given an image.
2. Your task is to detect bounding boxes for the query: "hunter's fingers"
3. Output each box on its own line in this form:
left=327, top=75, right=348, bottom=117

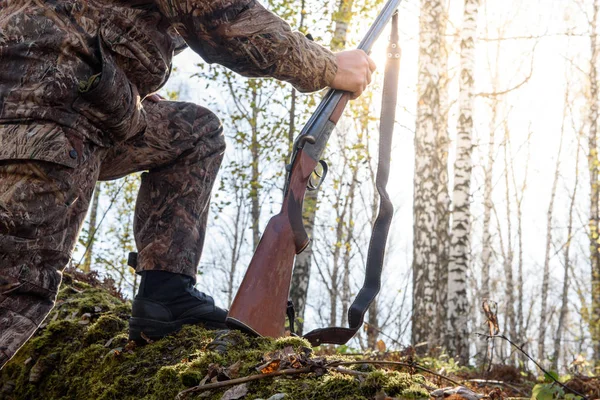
left=330, top=49, right=375, bottom=100
left=367, top=55, right=377, bottom=72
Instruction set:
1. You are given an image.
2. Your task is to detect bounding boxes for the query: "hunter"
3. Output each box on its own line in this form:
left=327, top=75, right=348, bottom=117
left=0, top=0, right=376, bottom=368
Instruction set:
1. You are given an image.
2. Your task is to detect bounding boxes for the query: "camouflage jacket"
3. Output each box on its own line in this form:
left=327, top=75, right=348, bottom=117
left=0, top=0, right=337, bottom=167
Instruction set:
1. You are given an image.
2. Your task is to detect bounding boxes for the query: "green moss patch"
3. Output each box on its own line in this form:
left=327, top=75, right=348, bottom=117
left=0, top=274, right=434, bottom=399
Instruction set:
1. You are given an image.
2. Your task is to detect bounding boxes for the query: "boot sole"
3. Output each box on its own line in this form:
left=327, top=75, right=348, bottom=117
left=128, top=317, right=227, bottom=342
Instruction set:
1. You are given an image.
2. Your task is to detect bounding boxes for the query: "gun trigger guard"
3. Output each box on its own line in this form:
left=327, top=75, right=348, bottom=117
left=307, top=160, right=328, bottom=191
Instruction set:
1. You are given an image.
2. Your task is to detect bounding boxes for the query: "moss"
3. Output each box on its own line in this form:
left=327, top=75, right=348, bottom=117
left=400, top=383, right=431, bottom=399
left=84, top=314, right=127, bottom=344
left=272, top=336, right=312, bottom=350
left=0, top=274, right=435, bottom=400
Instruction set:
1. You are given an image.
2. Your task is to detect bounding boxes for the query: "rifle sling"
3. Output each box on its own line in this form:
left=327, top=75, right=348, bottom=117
left=302, top=13, right=400, bottom=346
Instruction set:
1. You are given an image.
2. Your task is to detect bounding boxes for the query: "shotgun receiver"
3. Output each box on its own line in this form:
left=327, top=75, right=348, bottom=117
left=226, top=0, right=401, bottom=340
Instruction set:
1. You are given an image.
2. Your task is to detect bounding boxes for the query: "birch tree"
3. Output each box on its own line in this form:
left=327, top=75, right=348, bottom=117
left=538, top=79, right=568, bottom=362
left=412, top=0, right=449, bottom=351
left=553, top=120, right=581, bottom=371
left=447, top=0, right=479, bottom=364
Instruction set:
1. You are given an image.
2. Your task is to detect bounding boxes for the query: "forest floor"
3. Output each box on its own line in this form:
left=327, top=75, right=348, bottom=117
left=0, top=269, right=597, bottom=400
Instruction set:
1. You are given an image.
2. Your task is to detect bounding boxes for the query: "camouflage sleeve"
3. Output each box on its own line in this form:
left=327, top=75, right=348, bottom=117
left=155, top=0, right=338, bottom=92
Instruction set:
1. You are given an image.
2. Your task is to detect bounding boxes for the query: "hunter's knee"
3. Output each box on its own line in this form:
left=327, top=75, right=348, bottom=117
left=185, top=103, right=226, bottom=162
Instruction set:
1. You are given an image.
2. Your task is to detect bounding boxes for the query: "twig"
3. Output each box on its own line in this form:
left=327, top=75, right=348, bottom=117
left=327, top=360, right=462, bottom=387
left=475, top=333, right=589, bottom=400
left=466, top=379, right=527, bottom=396
left=327, top=366, right=369, bottom=377
left=175, top=367, right=312, bottom=399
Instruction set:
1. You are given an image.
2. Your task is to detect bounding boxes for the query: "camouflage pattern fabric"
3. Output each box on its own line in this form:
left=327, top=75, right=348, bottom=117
left=0, top=0, right=337, bottom=166
left=0, top=99, right=225, bottom=367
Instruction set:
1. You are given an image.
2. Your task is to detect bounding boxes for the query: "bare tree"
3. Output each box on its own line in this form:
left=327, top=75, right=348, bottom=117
left=553, top=115, right=581, bottom=371
left=588, top=0, right=600, bottom=364
left=538, top=75, right=569, bottom=362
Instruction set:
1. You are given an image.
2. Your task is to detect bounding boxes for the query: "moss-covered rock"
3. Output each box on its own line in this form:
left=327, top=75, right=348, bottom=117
left=0, top=274, right=434, bottom=400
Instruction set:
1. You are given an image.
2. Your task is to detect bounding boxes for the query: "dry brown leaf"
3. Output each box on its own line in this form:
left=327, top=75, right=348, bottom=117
left=220, top=383, right=248, bottom=400
left=140, top=332, right=155, bottom=344
left=376, top=339, right=387, bottom=353
left=258, top=359, right=281, bottom=374
left=227, top=360, right=242, bottom=379
left=482, top=300, right=500, bottom=336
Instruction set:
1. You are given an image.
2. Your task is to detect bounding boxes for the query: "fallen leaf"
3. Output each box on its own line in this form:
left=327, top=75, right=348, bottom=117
left=124, top=340, right=137, bottom=352
left=140, top=332, right=154, bottom=344
left=258, top=359, right=281, bottom=374
left=376, top=339, right=386, bottom=353
left=220, top=383, right=248, bottom=400
left=227, top=361, right=241, bottom=379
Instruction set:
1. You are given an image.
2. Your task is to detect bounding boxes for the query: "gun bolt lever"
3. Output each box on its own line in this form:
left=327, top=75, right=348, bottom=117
left=298, top=135, right=316, bottom=149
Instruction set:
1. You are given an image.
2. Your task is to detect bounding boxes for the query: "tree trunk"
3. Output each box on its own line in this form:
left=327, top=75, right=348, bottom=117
left=502, top=124, right=516, bottom=364
left=82, top=183, right=101, bottom=273
left=250, top=86, right=261, bottom=249
left=588, top=0, right=600, bottom=364
left=552, top=127, right=580, bottom=371
left=412, top=0, right=449, bottom=352
left=538, top=79, right=567, bottom=363
left=447, top=0, right=478, bottom=364
left=511, top=130, right=531, bottom=367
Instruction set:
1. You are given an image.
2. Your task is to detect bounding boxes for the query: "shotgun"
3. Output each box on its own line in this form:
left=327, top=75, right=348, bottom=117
left=226, top=0, right=401, bottom=340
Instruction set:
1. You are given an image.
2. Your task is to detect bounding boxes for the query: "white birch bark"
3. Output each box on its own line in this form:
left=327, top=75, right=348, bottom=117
left=552, top=128, right=580, bottom=371
left=447, top=0, right=479, bottom=364
left=412, top=0, right=449, bottom=350
left=537, top=80, right=567, bottom=362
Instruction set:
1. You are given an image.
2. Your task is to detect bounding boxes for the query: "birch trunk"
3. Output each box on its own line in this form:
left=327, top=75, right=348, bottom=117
left=477, top=93, right=497, bottom=366
left=447, top=0, right=478, bottom=364
left=511, top=132, right=530, bottom=367
left=589, top=0, right=600, bottom=364
left=552, top=130, right=580, bottom=371
left=502, top=125, right=516, bottom=363
left=538, top=81, right=567, bottom=362
left=412, top=0, right=449, bottom=351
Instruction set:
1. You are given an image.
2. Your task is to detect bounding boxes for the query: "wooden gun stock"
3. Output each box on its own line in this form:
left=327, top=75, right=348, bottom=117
left=226, top=150, right=317, bottom=337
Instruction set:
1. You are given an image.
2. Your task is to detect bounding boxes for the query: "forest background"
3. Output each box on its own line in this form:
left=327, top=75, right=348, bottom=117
left=73, top=0, right=600, bottom=375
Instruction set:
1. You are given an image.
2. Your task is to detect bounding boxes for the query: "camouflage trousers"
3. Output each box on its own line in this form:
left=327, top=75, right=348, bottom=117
left=0, top=100, right=225, bottom=368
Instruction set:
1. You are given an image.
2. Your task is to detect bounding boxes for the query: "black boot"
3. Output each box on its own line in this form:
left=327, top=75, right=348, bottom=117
left=129, top=270, right=228, bottom=342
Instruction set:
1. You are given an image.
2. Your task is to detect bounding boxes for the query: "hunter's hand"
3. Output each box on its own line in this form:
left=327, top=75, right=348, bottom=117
left=330, top=50, right=376, bottom=100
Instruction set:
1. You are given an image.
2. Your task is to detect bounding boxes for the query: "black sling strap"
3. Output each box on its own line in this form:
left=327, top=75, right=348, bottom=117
left=302, top=12, right=400, bottom=346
